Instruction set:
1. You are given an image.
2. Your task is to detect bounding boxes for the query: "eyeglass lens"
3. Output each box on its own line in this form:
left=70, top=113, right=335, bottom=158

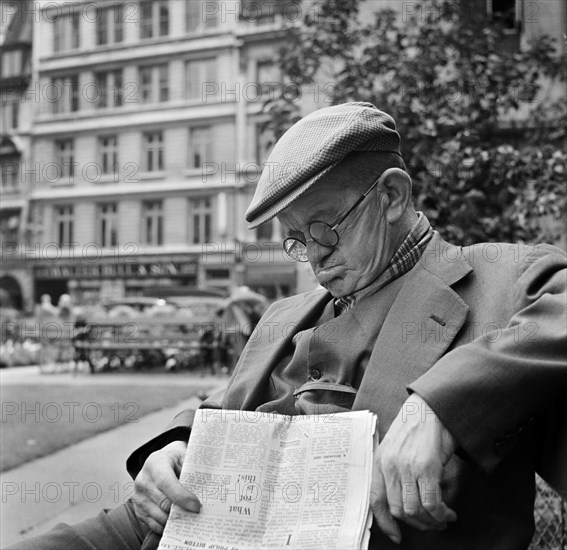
left=283, top=238, right=307, bottom=261
left=283, top=221, right=340, bottom=261
left=309, top=222, right=339, bottom=247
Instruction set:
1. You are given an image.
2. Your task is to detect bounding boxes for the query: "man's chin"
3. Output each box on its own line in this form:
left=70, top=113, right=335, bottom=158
left=321, top=278, right=350, bottom=298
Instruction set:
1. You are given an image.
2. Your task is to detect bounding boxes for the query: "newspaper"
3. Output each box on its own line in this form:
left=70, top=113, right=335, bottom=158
left=158, top=409, right=377, bottom=550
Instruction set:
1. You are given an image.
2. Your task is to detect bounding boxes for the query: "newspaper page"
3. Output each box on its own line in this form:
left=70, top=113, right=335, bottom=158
left=158, top=409, right=377, bottom=550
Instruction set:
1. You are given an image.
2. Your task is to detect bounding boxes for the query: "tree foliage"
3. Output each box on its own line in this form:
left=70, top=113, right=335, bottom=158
left=265, top=0, right=566, bottom=245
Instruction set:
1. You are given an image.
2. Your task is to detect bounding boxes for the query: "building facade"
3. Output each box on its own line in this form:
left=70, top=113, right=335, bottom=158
left=7, top=0, right=299, bottom=310
left=0, top=0, right=35, bottom=311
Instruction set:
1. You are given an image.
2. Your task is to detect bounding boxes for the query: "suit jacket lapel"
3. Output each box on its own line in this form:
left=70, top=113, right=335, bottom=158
left=354, top=234, right=473, bottom=435
left=223, top=288, right=332, bottom=409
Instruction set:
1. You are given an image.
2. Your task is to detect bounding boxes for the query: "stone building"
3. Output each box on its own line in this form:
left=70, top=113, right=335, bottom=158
left=0, top=0, right=35, bottom=311
left=25, top=0, right=297, bottom=308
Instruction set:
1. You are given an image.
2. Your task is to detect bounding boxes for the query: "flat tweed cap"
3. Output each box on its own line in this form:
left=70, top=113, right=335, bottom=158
left=245, top=102, right=402, bottom=228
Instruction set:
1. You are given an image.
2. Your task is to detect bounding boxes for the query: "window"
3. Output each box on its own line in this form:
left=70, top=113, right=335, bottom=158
left=140, top=67, right=152, bottom=103
left=487, top=0, right=520, bottom=50
left=54, top=139, right=75, bottom=181
left=186, top=59, right=216, bottom=100
left=142, top=201, right=163, bottom=245
left=205, top=268, right=230, bottom=280
left=188, top=127, right=212, bottom=169
left=0, top=212, right=20, bottom=245
left=96, top=5, right=123, bottom=45
left=189, top=197, right=212, bottom=244
left=140, top=0, right=169, bottom=39
left=141, top=1, right=153, bottom=38
left=1, top=159, right=19, bottom=192
left=240, top=0, right=301, bottom=24
left=256, top=60, right=281, bottom=97
left=95, top=69, right=123, bottom=109
left=97, top=203, right=118, bottom=247
left=255, top=123, right=275, bottom=165
left=51, top=75, right=79, bottom=114
left=1, top=50, right=22, bottom=78
left=139, top=64, right=169, bottom=104
left=488, top=0, right=518, bottom=29
left=98, top=135, right=118, bottom=176
left=143, top=131, right=164, bottom=172
left=53, top=12, right=80, bottom=52
left=187, top=0, right=218, bottom=32
left=1, top=96, right=19, bottom=131
left=256, top=219, right=274, bottom=241
left=54, top=205, right=74, bottom=247
left=159, top=1, right=169, bottom=36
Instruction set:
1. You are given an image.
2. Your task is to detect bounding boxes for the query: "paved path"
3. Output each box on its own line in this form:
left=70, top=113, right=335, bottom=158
left=0, top=367, right=227, bottom=548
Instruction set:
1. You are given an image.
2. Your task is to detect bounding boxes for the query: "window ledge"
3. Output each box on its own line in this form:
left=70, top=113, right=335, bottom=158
left=49, top=180, right=75, bottom=187
left=48, top=49, right=82, bottom=58
left=184, top=168, right=206, bottom=177
left=96, top=174, right=121, bottom=184
left=137, top=171, right=166, bottom=181
left=138, top=36, right=174, bottom=46
left=48, top=111, right=81, bottom=119
left=185, top=96, right=223, bottom=105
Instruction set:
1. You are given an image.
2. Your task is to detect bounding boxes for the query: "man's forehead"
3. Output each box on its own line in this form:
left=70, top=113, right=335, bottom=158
left=278, top=180, right=345, bottom=227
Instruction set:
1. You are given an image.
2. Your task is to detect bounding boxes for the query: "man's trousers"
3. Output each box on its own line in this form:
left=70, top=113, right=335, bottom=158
left=6, top=500, right=159, bottom=550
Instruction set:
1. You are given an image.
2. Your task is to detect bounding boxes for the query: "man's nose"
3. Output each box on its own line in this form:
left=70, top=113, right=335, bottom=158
left=306, top=239, right=333, bottom=265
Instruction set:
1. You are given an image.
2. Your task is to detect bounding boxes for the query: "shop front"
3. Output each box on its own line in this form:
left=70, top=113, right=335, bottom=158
left=243, top=262, right=297, bottom=300
left=33, top=255, right=200, bottom=306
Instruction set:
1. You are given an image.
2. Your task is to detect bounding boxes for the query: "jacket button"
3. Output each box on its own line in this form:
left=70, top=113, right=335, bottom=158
left=310, top=369, right=321, bottom=380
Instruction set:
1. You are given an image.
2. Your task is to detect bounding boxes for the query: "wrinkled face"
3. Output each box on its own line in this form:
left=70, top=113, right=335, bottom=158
left=278, top=173, right=398, bottom=298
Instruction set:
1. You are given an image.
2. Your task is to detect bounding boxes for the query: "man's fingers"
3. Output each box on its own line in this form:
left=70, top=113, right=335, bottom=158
left=372, top=497, right=402, bottom=544
left=416, top=474, right=457, bottom=524
left=391, top=477, right=440, bottom=530
left=142, top=499, right=170, bottom=526
left=400, top=478, right=423, bottom=519
left=143, top=515, right=165, bottom=536
left=134, top=469, right=170, bottom=511
left=383, top=458, right=449, bottom=530
left=154, top=467, right=201, bottom=512
left=377, top=393, right=460, bottom=532
left=370, top=459, right=402, bottom=545
left=159, top=496, right=172, bottom=514
left=132, top=440, right=199, bottom=533
left=421, top=498, right=457, bottom=524
left=400, top=515, right=447, bottom=532
left=131, top=497, right=168, bottom=534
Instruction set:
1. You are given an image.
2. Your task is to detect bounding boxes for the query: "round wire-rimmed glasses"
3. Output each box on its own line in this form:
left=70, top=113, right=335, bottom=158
left=282, top=174, right=384, bottom=262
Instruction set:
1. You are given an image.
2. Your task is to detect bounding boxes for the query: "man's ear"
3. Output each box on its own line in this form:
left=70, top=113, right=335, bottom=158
left=377, top=168, right=412, bottom=223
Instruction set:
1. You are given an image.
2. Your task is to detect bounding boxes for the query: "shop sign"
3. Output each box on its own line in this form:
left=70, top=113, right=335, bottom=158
left=35, top=261, right=197, bottom=279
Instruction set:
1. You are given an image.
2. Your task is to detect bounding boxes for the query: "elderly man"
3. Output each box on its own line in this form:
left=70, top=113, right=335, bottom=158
left=11, top=102, right=567, bottom=550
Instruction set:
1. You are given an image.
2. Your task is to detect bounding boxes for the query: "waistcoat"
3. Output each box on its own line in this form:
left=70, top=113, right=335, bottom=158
left=256, top=274, right=407, bottom=416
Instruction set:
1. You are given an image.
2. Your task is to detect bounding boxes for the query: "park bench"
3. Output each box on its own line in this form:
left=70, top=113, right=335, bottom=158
left=24, top=315, right=226, bottom=374
left=71, top=316, right=224, bottom=373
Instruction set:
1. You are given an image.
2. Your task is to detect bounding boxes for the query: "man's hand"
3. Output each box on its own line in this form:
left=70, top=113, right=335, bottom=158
left=370, top=393, right=458, bottom=544
left=132, top=441, right=201, bottom=534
